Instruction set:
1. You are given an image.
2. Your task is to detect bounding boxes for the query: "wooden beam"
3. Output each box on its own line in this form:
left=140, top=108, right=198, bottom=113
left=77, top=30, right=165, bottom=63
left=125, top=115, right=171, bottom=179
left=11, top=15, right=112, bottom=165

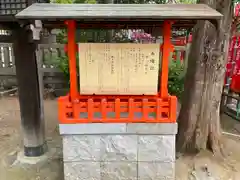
left=0, top=35, right=13, bottom=43
left=12, top=27, right=47, bottom=157
left=39, top=20, right=197, bottom=30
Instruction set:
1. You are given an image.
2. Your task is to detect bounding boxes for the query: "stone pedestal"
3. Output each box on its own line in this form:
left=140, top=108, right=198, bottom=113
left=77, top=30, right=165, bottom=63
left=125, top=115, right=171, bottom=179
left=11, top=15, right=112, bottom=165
left=59, top=123, right=177, bottom=180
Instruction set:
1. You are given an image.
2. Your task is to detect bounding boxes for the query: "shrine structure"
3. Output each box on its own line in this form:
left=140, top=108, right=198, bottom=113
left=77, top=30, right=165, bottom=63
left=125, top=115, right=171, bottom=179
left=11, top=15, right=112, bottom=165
left=16, top=3, right=222, bottom=179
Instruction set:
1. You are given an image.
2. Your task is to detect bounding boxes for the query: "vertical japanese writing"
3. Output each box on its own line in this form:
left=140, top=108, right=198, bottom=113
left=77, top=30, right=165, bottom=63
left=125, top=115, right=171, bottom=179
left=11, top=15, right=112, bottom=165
left=149, top=51, right=155, bottom=71
left=111, top=55, right=115, bottom=74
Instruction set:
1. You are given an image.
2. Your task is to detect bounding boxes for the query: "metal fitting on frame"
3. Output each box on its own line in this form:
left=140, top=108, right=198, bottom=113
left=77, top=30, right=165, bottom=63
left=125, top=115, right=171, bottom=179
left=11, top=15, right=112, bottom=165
left=29, top=20, right=43, bottom=40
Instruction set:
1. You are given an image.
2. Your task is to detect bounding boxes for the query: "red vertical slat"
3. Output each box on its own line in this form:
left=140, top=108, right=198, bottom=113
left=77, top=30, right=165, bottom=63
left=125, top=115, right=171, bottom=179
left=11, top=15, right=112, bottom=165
left=115, top=98, right=121, bottom=119
left=156, top=98, right=162, bottom=121
left=101, top=98, right=107, bottom=119
left=87, top=98, right=94, bottom=121
left=128, top=98, right=134, bottom=121
left=142, top=99, right=148, bottom=121
left=169, top=96, right=177, bottom=123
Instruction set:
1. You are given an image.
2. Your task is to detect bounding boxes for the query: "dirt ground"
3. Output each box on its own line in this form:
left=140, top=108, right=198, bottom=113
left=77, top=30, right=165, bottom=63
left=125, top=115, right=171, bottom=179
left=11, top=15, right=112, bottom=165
left=0, top=97, right=240, bottom=180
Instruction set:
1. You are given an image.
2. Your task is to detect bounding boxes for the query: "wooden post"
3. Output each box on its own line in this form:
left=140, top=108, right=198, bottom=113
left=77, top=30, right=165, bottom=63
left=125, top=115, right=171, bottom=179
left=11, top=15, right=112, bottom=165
left=160, top=21, right=173, bottom=97
left=183, top=43, right=191, bottom=76
left=12, top=26, right=47, bottom=157
left=183, top=30, right=191, bottom=76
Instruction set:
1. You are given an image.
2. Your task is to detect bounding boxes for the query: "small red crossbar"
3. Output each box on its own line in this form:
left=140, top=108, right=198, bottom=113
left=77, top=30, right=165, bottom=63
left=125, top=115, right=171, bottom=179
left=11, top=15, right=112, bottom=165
left=58, top=95, right=177, bottom=124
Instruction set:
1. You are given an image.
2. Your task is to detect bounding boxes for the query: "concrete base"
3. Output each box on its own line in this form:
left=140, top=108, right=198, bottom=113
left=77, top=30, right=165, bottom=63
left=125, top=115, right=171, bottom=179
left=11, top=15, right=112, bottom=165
left=59, top=123, right=177, bottom=180
left=8, top=147, right=57, bottom=167
left=14, top=151, right=49, bottom=165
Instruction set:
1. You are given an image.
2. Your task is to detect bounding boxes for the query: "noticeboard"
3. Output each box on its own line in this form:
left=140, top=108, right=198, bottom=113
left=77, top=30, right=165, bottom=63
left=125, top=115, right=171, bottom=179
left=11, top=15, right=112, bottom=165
left=79, top=43, right=160, bottom=95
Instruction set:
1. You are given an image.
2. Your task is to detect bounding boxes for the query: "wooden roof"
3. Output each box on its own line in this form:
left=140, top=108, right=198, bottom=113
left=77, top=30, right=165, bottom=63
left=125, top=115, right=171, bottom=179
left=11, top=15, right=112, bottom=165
left=15, top=3, right=222, bottom=29
left=16, top=3, right=222, bottom=20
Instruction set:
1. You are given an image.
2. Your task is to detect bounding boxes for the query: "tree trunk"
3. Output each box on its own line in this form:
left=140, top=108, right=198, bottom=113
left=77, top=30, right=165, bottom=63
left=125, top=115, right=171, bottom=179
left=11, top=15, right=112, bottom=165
left=176, top=0, right=233, bottom=155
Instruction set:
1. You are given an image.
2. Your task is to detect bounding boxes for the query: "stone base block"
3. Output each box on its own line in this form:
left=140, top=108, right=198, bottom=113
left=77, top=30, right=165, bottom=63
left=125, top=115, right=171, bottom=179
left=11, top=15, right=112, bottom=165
left=60, top=123, right=177, bottom=180
left=64, top=161, right=175, bottom=180
left=138, top=162, right=175, bottom=180
left=64, top=162, right=100, bottom=180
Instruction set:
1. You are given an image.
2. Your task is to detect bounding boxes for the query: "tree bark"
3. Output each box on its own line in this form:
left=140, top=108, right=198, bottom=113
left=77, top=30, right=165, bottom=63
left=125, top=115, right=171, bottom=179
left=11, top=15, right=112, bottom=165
left=176, top=0, right=233, bottom=155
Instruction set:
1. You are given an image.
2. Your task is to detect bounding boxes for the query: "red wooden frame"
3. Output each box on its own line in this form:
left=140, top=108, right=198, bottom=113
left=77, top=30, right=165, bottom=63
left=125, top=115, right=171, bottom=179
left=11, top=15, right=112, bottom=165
left=58, top=20, right=177, bottom=124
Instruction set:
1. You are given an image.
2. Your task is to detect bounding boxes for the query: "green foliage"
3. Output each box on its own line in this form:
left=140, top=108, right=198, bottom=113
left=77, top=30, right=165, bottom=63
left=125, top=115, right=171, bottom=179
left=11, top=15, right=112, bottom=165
left=112, top=0, right=166, bottom=4
left=52, top=0, right=95, bottom=86
left=52, top=54, right=80, bottom=86
left=74, top=0, right=86, bottom=2
left=52, top=0, right=96, bottom=4
left=53, top=0, right=73, bottom=3
left=75, top=0, right=96, bottom=3
left=55, top=56, right=70, bottom=82
left=56, top=30, right=67, bottom=44
left=175, top=0, right=196, bottom=4
left=168, top=60, right=185, bottom=100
